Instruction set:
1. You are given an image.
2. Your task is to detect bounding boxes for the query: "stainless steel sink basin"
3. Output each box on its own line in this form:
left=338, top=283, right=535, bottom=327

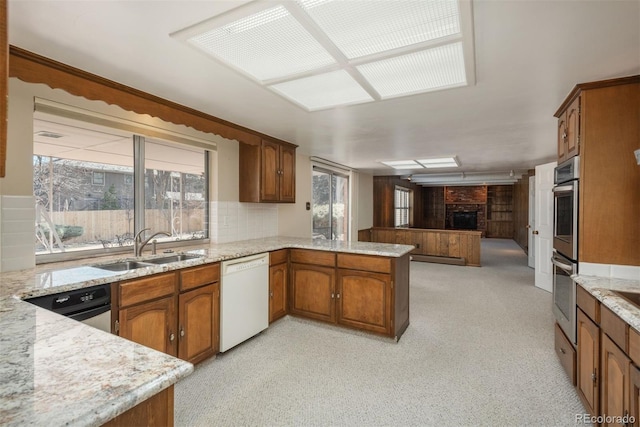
left=94, top=260, right=154, bottom=271
left=144, top=254, right=203, bottom=264
left=614, top=290, right=640, bottom=308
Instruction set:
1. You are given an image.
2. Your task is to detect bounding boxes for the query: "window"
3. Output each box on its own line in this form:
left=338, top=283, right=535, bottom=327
left=395, top=186, right=412, bottom=228
left=34, top=116, right=209, bottom=259
left=312, top=166, right=349, bottom=240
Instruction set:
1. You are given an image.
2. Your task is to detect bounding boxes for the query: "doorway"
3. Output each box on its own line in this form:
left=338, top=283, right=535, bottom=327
left=312, top=166, right=349, bottom=241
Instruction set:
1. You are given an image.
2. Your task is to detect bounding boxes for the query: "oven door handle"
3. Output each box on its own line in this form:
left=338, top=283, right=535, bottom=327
left=551, top=256, right=574, bottom=273
left=552, top=185, right=574, bottom=193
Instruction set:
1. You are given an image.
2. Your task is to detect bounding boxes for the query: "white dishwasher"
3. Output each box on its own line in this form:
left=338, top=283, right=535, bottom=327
left=220, top=252, right=269, bottom=352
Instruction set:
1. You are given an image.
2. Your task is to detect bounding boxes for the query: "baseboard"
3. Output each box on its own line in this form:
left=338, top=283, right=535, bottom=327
left=410, top=254, right=466, bottom=266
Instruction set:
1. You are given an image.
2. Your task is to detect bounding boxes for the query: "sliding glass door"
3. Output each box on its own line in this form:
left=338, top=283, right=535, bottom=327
left=312, top=167, right=349, bottom=241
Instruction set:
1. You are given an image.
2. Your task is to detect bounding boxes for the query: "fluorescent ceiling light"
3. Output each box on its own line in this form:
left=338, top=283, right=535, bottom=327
left=381, top=160, right=422, bottom=170
left=172, top=0, right=475, bottom=111
left=417, top=156, right=460, bottom=168
left=269, top=70, right=373, bottom=110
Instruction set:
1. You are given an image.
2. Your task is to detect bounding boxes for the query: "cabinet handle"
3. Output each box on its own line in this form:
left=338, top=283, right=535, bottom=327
left=180, top=326, right=185, bottom=339
left=591, top=370, right=597, bottom=384
left=170, top=332, right=175, bottom=342
left=114, top=320, right=120, bottom=335
left=336, top=293, right=340, bottom=299
left=331, top=293, right=335, bottom=299
left=270, top=292, right=274, bottom=298
left=559, top=347, right=566, bottom=354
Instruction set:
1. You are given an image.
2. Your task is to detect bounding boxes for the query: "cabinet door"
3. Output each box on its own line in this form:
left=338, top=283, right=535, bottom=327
left=336, top=269, right=391, bottom=335
left=565, top=96, right=580, bottom=160
left=279, top=144, right=296, bottom=203
left=577, top=308, right=600, bottom=417
left=630, top=364, right=640, bottom=427
left=260, top=139, right=280, bottom=202
left=289, top=263, right=335, bottom=323
left=269, top=262, right=287, bottom=323
left=557, top=111, right=568, bottom=163
left=601, top=334, right=630, bottom=426
left=119, top=296, right=177, bottom=356
left=178, top=283, right=219, bottom=364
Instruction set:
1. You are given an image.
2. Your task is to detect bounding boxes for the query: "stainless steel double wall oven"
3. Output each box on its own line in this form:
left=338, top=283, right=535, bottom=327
left=552, top=156, right=579, bottom=344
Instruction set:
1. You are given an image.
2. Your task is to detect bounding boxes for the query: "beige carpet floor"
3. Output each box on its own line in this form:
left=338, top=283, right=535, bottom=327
left=175, top=238, right=586, bottom=426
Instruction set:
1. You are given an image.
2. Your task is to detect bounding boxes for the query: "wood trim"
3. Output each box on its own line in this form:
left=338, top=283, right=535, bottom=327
left=8, top=46, right=295, bottom=148
left=554, top=74, right=640, bottom=117
left=0, top=0, right=7, bottom=177
left=601, top=305, right=628, bottom=353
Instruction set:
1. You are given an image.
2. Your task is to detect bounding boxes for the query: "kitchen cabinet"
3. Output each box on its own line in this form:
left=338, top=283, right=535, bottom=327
left=554, top=75, right=640, bottom=266
left=601, top=333, right=630, bottom=426
left=178, top=264, right=220, bottom=364
left=554, top=322, right=576, bottom=385
left=556, top=95, right=580, bottom=163
left=103, top=385, right=174, bottom=427
left=117, top=272, right=178, bottom=356
left=289, top=248, right=410, bottom=340
left=119, top=295, right=178, bottom=357
left=239, top=138, right=296, bottom=203
left=115, top=264, right=220, bottom=364
left=336, top=253, right=392, bottom=335
left=289, top=249, right=336, bottom=323
left=577, top=307, right=600, bottom=417
left=269, top=249, right=288, bottom=323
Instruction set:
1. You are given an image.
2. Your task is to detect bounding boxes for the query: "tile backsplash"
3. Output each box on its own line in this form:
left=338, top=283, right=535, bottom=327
left=1, top=196, right=36, bottom=272
left=210, top=202, right=278, bottom=243
left=579, top=261, right=640, bottom=281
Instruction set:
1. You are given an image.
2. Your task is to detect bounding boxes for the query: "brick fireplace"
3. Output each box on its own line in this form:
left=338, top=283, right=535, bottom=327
left=444, top=186, right=487, bottom=234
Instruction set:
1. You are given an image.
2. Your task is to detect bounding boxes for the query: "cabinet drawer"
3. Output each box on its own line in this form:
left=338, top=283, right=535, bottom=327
left=180, top=263, right=220, bottom=292
left=601, top=305, right=628, bottom=352
left=119, top=273, right=176, bottom=308
left=270, top=249, right=288, bottom=266
left=337, top=253, right=391, bottom=274
left=290, top=249, right=335, bottom=267
left=576, top=285, right=600, bottom=324
left=630, top=327, right=640, bottom=366
left=555, top=322, right=576, bottom=385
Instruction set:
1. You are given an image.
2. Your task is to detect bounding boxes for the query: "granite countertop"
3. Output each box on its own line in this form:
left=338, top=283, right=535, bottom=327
left=0, top=237, right=413, bottom=426
left=573, top=274, right=640, bottom=332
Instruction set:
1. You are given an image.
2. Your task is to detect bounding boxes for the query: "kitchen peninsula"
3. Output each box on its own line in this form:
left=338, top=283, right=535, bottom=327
left=0, top=237, right=413, bottom=426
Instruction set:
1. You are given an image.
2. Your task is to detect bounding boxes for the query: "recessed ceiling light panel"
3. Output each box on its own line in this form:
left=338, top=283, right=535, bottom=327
left=269, top=70, right=373, bottom=110
left=188, top=5, right=336, bottom=81
left=381, top=160, right=422, bottom=170
left=298, top=0, right=460, bottom=59
left=417, top=156, right=460, bottom=168
left=357, top=42, right=466, bottom=99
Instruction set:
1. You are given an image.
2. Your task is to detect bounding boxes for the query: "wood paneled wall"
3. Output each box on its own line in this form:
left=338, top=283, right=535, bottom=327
left=373, top=176, right=426, bottom=228
left=1, top=0, right=7, bottom=177
left=513, top=170, right=534, bottom=253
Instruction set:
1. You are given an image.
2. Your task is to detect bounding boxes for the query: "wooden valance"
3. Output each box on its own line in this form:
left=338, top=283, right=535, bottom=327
left=8, top=45, right=276, bottom=147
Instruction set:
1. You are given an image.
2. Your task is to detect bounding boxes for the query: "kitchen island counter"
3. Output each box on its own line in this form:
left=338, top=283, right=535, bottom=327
left=0, top=237, right=413, bottom=426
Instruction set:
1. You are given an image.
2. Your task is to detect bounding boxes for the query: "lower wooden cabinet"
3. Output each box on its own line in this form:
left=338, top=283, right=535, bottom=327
left=577, top=308, right=600, bottom=417
left=103, top=385, right=174, bottom=427
left=554, top=322, right=576, bottom=385
left=601, top=334, right=630, bottom=426
left=178, top=283, right=219, bottom=364
left=119, top=295, right=178, bottom=357
left=290, top=262, right=336, bottom=323
left=115, top=264, right=220, bottom=364
left=269, top=261, right=288, bottom=323
left=630, top=364, right=640, bottom=426
left=288, top=249, right=410, bottom=340
left=337, top=268, right=391, bottom=335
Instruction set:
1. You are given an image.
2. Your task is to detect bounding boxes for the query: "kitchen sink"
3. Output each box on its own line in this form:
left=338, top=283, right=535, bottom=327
left=144, top=254, right=203, bottom=264
left=94, top=260, right=154, bottom=271
left=614, top=290, right=640, bottom=308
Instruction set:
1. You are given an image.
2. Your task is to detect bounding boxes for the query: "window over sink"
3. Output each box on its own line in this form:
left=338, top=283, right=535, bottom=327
left=33, top=108, right=210, bottom=262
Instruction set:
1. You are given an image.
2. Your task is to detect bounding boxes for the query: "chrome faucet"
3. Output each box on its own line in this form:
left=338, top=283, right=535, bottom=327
left=134, top=228, right=171, bottom=257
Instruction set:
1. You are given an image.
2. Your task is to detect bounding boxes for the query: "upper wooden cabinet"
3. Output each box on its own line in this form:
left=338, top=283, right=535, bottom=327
left=556, top=95, right=581, bottom=163
left=555, top=75, right=640, bottom=266
left=239, top=138, right=297, bottom=203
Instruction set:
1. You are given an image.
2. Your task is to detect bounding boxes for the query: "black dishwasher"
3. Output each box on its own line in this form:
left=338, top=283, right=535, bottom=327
left=25, top=283, right=112, bottom=332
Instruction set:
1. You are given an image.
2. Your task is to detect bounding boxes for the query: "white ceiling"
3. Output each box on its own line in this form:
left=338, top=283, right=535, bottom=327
left=8, top=0, right=640, bottom=179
